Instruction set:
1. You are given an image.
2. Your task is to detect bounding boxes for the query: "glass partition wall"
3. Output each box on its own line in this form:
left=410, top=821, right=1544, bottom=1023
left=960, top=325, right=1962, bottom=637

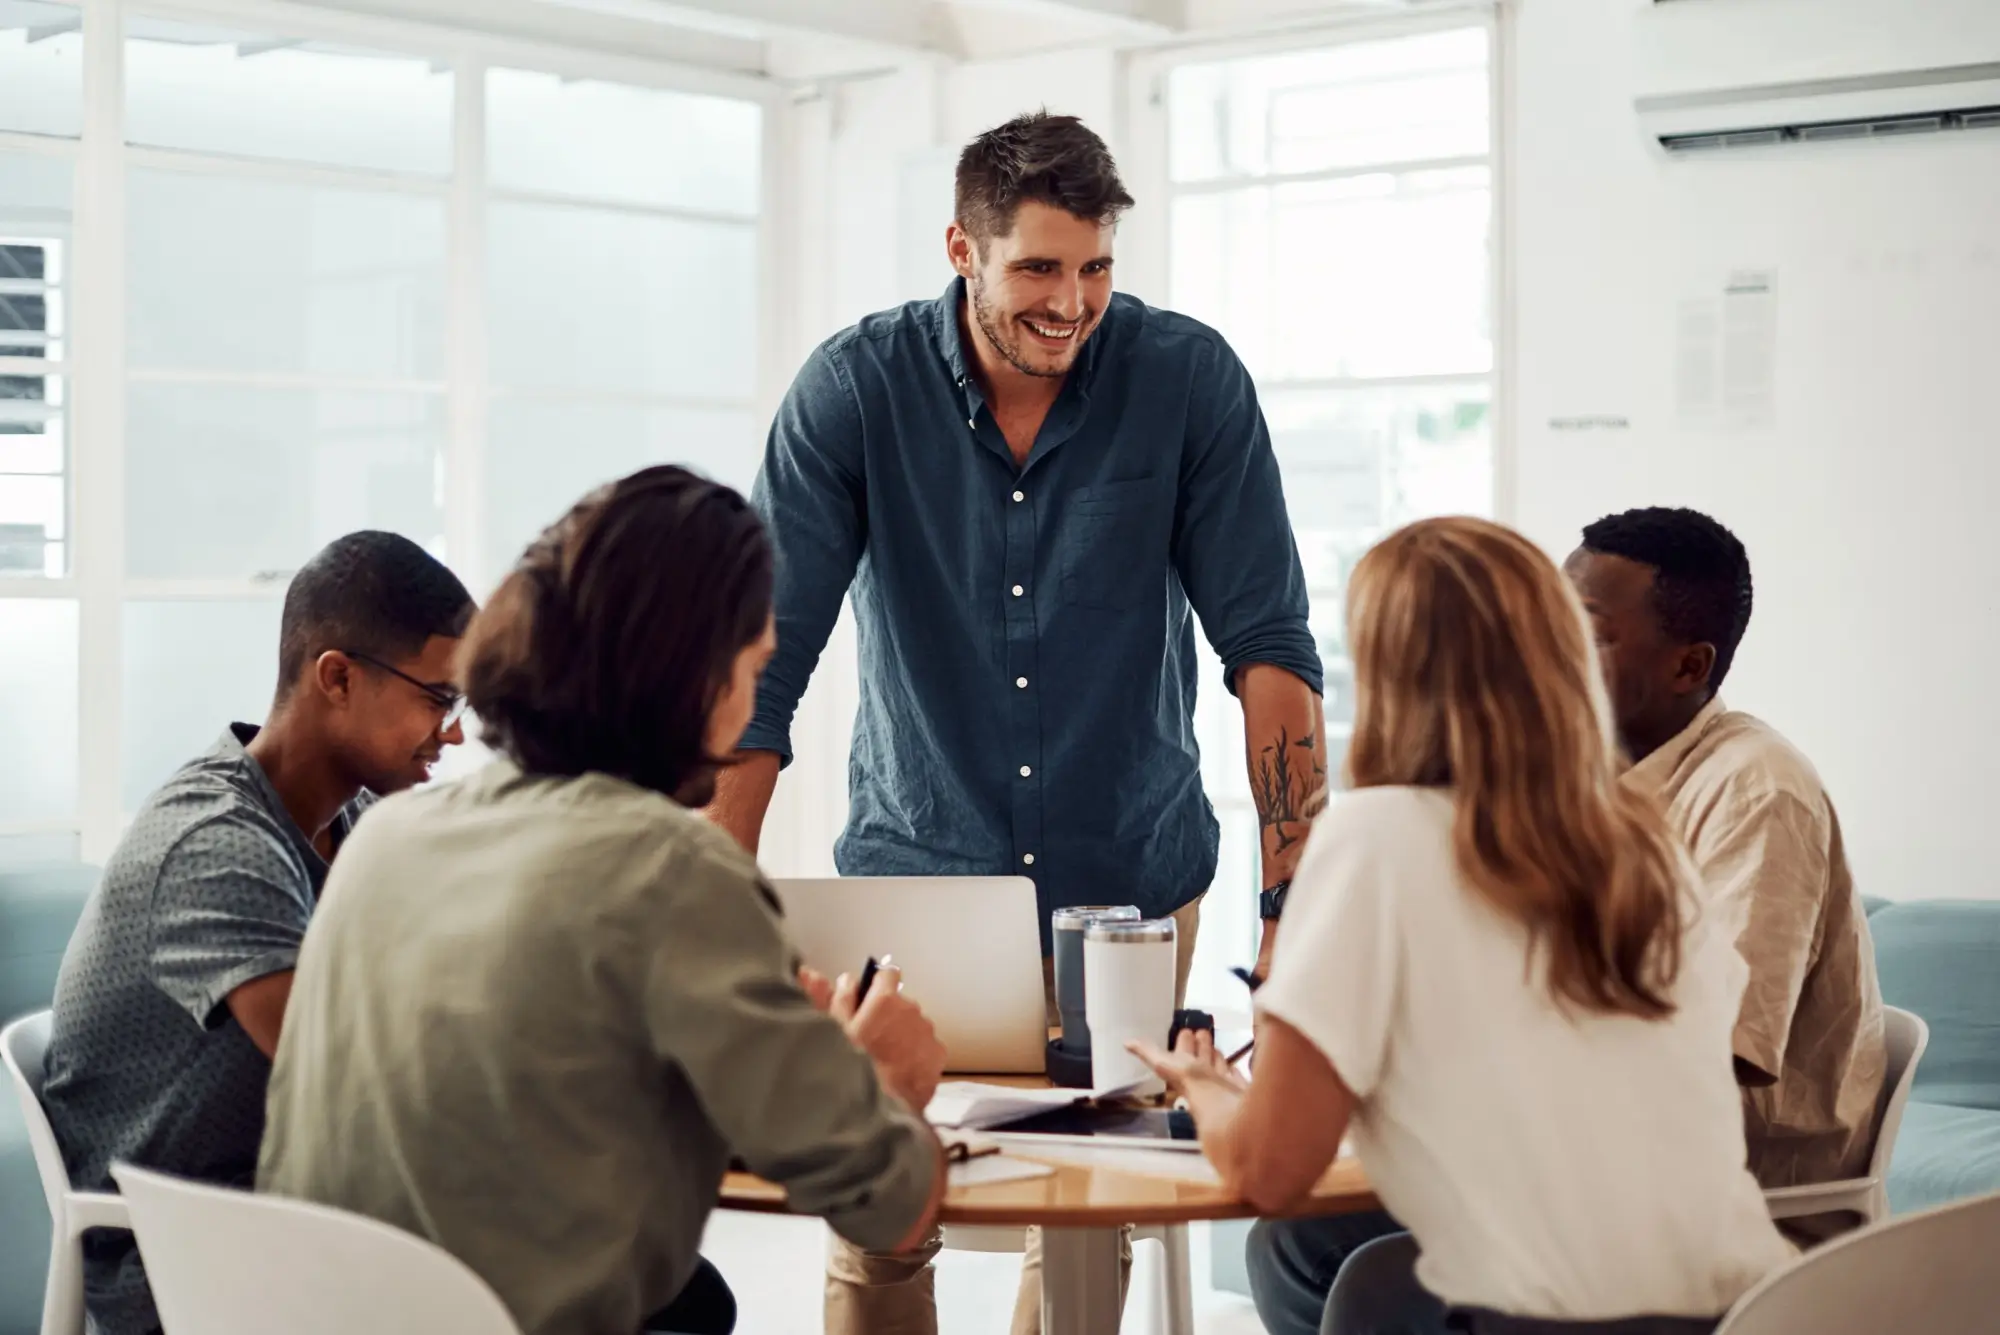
left=0, top=1, right=770, bottom=861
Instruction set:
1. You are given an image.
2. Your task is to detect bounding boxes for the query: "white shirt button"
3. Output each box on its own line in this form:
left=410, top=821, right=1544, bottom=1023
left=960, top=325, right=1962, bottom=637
left=1012, top=490, right=1025, bottom=503
left=1019, top=765, right=1032, bottom=778
left=1011, top=584, right=1024, bottom=597
left=1015, top=677, right=1028, bottom=689
left=967, top=418, right=976, bottom=429
left=1023, top=853, right=1036, bottom=866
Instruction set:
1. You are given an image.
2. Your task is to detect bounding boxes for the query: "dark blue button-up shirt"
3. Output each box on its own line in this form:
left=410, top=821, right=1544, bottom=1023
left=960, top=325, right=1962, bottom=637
left=743, top=279, right=1321, bottom=942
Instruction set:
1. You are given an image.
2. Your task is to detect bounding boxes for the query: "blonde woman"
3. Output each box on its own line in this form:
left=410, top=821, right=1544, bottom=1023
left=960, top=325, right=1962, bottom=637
left=1134, top=517, right=1792, bottom=1335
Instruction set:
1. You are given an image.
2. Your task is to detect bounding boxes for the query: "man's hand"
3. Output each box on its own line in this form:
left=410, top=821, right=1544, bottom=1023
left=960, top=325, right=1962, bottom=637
left=829, top=965, right=947, bottom=1113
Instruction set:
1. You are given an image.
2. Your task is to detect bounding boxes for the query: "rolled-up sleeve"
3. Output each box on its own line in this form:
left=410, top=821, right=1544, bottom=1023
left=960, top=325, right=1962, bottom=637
left=1694, top=788, right=1830, bottom=1084
left=642, top=842, right=936, bottom=1251
left=1171, top=336, right=1323, bottom=698
left=739, top=345, right=869, bottom=766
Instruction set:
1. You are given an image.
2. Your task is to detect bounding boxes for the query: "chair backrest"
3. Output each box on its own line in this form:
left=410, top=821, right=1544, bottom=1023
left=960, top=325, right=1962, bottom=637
left=1716, top=1187, right=2000, bottom=1334
left=1, top=1010, right=73, bottom=1218
left=1868, top=1006, right=1929, bottom=1181
left=110, top=1163, right=521, bottom=1335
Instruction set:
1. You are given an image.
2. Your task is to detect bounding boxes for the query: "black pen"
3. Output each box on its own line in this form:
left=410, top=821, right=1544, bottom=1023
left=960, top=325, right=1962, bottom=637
left=855, top=954, right=891, bottom=1003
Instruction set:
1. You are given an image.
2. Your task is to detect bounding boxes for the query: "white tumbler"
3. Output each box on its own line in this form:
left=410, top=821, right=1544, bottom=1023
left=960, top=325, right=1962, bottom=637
left=1083, top=918, right=1177, bottom=1092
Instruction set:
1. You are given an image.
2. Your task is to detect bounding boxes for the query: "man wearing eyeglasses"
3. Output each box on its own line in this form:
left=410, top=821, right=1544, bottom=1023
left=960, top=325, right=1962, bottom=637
left=40, top=530, right=476, bottom=1335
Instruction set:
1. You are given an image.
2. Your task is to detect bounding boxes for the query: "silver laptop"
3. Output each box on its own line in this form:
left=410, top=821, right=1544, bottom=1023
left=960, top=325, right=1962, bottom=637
left=772, top=876, right=1046, bottom=1075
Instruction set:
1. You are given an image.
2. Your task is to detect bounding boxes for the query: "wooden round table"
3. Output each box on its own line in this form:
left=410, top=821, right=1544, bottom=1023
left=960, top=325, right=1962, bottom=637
left=720, top=1145, right=1376, bottom=1334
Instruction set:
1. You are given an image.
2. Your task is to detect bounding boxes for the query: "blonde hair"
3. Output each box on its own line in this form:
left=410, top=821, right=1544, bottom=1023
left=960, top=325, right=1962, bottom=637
left=1344, top=517, right=1685, bottom=1019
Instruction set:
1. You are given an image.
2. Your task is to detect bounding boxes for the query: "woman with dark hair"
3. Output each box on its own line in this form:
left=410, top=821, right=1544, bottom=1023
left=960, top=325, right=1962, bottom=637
left=256, top=466, right=948, bottom=1335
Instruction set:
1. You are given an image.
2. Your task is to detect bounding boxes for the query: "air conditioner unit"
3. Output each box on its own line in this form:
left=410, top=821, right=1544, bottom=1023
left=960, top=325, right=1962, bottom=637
left=1635, top=0, right=2000, bottom=153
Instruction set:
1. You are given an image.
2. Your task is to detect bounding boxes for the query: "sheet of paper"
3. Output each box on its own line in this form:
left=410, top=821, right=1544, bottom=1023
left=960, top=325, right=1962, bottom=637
left=1005, top=1142, right=1224, bottom=1186
left=925, top=1083, right=1078, bottom=1128
left=1675, top=297, right=1721, bottom=423
left=925, top=1080, right=1143, bottom=1129
left=1720, top=270, right=1778, bottom=430
left=1677, top=269, right=1778, bottom=431
left=949, top=1156, right=1056, bottom=1188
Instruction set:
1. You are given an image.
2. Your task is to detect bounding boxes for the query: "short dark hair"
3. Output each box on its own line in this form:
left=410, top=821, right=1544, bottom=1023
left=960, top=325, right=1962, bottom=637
left=276, top=531, right=475, bottom=701
left=1581, top=507, right=1755, bottom=690
left=461, top=465, right=773, bottom=800
left=955, top=111, right=1134, bottom=243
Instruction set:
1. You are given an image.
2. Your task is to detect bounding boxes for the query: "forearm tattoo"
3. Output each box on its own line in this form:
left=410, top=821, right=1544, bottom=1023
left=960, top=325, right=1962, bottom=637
left=1253, top=727, right=1328, bottom=854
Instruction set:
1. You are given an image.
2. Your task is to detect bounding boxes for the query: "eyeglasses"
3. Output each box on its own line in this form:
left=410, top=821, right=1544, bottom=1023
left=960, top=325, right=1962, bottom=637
left=343, top=650, right=468, bottom=731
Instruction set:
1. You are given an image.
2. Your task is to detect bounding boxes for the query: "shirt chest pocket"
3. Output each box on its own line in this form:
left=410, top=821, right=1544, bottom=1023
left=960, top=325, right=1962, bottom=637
left=1060, top=477, right=1165, bottom=612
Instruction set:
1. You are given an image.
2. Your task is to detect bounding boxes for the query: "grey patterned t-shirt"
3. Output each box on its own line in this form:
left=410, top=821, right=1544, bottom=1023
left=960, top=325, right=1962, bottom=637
left=41, top=724, right=368, bottom=1335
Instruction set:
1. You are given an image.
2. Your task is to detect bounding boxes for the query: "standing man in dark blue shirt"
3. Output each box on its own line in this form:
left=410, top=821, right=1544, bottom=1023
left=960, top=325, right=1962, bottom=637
left=707, top=112, right=1324, bottom=1335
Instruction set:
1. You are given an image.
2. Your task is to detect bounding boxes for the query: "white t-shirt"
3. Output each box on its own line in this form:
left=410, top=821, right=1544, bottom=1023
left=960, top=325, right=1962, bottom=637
left=1257, top=787, right=1794, bottom=1319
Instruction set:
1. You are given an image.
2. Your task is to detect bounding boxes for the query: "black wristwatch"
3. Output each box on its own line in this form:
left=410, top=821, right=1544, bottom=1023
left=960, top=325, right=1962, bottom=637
left=1259, top=879, right=1291, bottom=921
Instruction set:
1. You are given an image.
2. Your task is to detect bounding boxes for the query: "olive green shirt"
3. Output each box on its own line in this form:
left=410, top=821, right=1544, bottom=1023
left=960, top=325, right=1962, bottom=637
left=258, top=761, right=936, bottom=1335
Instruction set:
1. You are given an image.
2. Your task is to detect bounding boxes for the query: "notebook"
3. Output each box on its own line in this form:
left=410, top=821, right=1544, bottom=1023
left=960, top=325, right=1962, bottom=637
left=925, top=1080, right=1144, bottom=1131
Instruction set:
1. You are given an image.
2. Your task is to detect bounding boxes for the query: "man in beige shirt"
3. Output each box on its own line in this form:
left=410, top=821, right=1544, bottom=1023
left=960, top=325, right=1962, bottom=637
left=1568, top=507, right=1886, bottom=1230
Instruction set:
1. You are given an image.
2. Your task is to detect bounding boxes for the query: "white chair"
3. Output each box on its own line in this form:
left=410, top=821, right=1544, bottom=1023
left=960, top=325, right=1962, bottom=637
left=1718, top=1186, right=2000, bottom=1333
left=1, top=1011, right=130, bottom=1335
left=1763, top=1005, right=1928, bottom=1227
left=111, top=1162, right=520, bottom=1335
left=944, top=1222, right=1194, bottom=1335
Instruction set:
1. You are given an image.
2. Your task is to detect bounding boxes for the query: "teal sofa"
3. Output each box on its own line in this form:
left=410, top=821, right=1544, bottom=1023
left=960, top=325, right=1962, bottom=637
left=0, top=863, right=97, bottom=1335
left=1867, top=899, right=2000, bottom=1213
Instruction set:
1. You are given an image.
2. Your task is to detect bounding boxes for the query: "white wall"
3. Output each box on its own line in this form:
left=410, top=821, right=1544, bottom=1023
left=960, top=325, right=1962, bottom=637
left=1510, top=0, right=2000, bottom=900
left=758, top=47, right=1129, bottom=875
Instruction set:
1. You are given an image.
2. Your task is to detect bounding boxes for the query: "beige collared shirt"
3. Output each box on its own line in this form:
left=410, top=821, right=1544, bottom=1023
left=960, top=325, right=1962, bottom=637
left=1626, top=699, right=1887, bottom=1191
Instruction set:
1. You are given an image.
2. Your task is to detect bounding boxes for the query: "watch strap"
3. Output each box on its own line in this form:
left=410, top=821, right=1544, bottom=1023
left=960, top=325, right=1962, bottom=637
left=1259, top=879, right=1291, bottom=921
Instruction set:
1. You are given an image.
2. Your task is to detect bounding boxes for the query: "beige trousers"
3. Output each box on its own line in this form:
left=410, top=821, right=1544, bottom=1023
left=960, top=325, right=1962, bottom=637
left=825, top=898, right=1203, bottom=1335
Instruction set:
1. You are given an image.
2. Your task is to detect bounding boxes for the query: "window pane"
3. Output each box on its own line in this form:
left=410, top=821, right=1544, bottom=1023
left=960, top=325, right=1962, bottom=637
left=1171, top=171, right=1491, bottom=380
left=125, top=18, right=451, bottom=175
left=1183, top=804, right=1259, bottom=1016
left=485, top=398, right=757, bottom=576
left=1169, top=28, right=1487, bottom=183
left=1269, top=386, right=1493, bottom=539
left=0, top=2, right=82, bottom=139
left=0, top=154, right=72, bottom=578
left=0, top=151, right=72, bottom=230
left=487, top=68, right=760, bottom=214
left=122, top=600, right=280, bottom=811
left=0, top=598, right=77, bottom=825
left=1268, top=385, right=1492, bottom=726
left=126, top=384, right=446, bottom=580
left=128, top=170, right=447, bottom=379
left=488, top=203, right=756, bottom=400
left=0, top=444, right=63, bottom=575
